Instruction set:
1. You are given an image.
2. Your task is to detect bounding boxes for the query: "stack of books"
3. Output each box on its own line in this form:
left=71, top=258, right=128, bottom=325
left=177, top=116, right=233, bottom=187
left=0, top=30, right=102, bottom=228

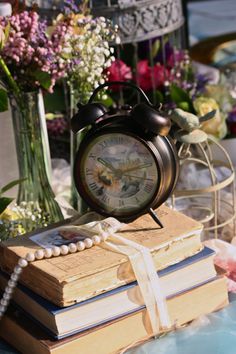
left=0, top=205, right=229, bottom=354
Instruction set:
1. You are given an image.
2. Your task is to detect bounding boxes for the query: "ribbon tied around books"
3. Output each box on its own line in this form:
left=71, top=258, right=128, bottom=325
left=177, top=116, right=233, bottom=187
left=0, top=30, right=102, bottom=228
left=59, top=216, right=171, bottom=335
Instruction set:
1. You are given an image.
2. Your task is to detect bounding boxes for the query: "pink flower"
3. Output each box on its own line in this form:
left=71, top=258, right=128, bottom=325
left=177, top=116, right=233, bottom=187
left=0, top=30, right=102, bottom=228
left=167, top=50, right=185, bottom=68
left=153, top=63, right=167, bottom=88
left=136, top=60, right=152, bottom=91
left=106, top=59, right=132, bottom=85
left=136, top=60, right=169, bottom=92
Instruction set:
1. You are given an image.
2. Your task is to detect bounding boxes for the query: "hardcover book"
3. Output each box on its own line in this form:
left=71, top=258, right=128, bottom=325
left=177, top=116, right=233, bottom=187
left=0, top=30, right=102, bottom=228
left=0, top=247, right=216, bottom=338
left=0, top=205, right=203, bottom=306
left=0, top=276, right=228, bottom=354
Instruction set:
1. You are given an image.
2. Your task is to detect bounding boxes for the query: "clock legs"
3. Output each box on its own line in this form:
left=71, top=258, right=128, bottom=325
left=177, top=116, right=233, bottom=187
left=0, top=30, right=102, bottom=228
left=148, top=208, right=164, bottom=228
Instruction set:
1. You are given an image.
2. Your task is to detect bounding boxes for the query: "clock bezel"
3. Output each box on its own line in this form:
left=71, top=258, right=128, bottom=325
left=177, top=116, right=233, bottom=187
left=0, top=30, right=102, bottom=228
left=73, top=126, right=165, bottom=221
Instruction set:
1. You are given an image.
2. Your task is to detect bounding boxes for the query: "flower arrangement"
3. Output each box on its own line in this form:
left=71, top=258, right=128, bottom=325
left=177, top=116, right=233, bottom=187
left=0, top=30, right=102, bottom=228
left=41, top=0, right=118, bottom=163
left=0, top=10, right=68, bottom=108
left=49, top=0, right=117, bottom=105
left=106, top=39, right=186, bottom=101
left=0, top=0, right=117, bottom=107
left=106, top=39, right=236, bottom=140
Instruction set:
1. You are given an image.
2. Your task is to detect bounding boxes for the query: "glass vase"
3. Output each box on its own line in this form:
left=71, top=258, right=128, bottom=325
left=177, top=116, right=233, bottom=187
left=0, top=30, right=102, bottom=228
left=68, top=84, right=89, bottom=215
left=9, top=91, right=64, bottom=233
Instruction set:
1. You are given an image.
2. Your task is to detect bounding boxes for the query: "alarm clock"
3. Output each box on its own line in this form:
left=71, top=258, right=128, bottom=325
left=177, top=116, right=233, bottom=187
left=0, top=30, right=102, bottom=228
left=71, top=81, right=179, bottom=227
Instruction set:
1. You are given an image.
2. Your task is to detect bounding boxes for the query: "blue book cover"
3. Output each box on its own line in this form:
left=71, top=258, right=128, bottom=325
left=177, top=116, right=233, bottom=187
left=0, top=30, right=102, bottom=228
left=0, top=246, right=215, bottom=339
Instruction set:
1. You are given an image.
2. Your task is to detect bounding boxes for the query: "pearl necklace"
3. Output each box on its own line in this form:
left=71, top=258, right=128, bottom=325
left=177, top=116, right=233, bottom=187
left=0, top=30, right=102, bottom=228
left=0, top=231, right=109, bottom=320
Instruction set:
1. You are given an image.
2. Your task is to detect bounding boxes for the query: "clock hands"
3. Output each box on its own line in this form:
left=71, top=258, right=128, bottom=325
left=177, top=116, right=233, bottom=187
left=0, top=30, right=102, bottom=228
left=122, top=162, right=153, bottom=173
left=97, top=158, right=153, bottom=179
left=123, top=174, right=153, bottom=181
left=97, top=157, right=118, bottom=173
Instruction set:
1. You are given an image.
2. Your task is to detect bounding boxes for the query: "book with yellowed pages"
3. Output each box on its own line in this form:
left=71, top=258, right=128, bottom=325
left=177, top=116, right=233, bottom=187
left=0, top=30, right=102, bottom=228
left=0, top=205, right=203, bottom=307
left=0, top=247, right=216, bottom=339
left=0, top=276, right=228, bottom=354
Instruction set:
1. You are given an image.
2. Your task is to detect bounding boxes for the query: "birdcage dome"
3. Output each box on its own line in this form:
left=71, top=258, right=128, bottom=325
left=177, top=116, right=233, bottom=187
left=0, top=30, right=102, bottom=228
left=90, top=0, right=185, bottom=43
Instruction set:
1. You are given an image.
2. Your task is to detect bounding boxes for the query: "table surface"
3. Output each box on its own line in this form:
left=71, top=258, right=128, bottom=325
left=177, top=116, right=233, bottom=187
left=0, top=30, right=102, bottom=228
left=1, top=293, right=236, bottom=354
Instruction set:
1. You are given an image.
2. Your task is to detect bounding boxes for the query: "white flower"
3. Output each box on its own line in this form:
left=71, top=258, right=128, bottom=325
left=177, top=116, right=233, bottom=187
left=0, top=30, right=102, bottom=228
left=115, top=36, right=121, bottom=45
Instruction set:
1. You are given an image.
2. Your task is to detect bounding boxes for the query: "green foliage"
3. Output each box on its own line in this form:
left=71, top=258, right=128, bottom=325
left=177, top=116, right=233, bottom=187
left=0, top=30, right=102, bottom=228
left=0, top=88, right=8, bottom=112
left=44, top=83, right=66, bottom=113
left=0, top=178, right=26, bottom=215
left=0, top=197, right=14, bottom=214
left=154, top=90, right=164, bottom=106
left=34, top=71, right=52, bottom=91
left=169, top=84, right=195, bottom=113
left=178, top=101, right=191, bottom=112
left=99, top=94, right=114, bottom=108
left=151, top=39, right=160, bottom=59
left=0, top=179, right=25, bottom=194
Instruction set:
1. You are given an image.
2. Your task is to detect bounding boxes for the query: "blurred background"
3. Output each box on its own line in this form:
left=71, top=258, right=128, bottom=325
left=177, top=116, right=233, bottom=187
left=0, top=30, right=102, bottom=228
left=1, top=0, right=236, bottom=190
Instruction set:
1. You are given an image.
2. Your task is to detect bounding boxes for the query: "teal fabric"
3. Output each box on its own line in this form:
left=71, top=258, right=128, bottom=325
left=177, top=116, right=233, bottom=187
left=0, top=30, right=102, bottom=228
left=127, top=293, right=236, bottom=354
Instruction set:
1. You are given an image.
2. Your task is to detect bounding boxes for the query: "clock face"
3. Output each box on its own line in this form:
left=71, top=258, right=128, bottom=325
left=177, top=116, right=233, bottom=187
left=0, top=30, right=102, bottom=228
left=74, top=132, right=160, bottom=217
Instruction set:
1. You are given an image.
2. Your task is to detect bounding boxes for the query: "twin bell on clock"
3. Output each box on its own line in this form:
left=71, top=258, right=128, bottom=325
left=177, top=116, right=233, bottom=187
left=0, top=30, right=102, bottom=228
left=71, top=81, right=179, bottom=227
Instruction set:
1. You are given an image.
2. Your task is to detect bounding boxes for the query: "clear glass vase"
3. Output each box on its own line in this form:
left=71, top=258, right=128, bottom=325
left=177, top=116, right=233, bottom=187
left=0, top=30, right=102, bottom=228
left=69, top=84, right=89, bottom=215
left=9, top=91, right=64, bottom=233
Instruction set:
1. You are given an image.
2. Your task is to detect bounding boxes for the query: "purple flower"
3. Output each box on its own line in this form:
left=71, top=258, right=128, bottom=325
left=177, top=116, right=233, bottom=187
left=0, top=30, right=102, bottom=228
left=0, top=10, right=72, bottom=92
left=47, top=116, right=68, bottom=136
left=228, top=106, right=236, bottom=123
left=63, top=0, right=79, bottom=15
left=195, top=73, right=211, bottom=94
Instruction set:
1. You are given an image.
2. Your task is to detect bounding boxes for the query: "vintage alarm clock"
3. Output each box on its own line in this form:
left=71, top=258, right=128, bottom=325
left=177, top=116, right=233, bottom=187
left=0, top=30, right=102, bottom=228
left=71, top=82, right=179, bottom=227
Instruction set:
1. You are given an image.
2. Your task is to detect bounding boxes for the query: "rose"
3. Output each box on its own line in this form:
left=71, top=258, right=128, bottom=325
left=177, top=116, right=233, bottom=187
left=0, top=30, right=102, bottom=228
left=153, top=63, right=169, bottom=88
left=193, top=97, right=227, bottom=139
left=136, top=60, right=169, bottom=92
left=106, top=59, right=132, bottom=89
left=136, top=60, right=152, bottom=91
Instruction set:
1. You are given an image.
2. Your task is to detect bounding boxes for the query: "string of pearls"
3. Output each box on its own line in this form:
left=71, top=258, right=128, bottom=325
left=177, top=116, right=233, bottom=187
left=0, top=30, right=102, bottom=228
left=0, top=231, right=110, bottom=320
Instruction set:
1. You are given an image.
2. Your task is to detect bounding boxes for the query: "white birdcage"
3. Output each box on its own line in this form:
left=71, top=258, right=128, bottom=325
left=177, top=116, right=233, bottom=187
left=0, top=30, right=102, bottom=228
left=90, top=0, right=187, bottom=105
left=171, top=137, right=236, bottom=240
left=90, top=0, right=185, bottom=43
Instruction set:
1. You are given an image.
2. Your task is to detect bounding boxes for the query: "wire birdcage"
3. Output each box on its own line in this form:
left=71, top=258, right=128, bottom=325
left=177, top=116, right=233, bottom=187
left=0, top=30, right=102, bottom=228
left=170, top=138, right=236, bottom=240
left=90, top=0, right=187, bottom=106
left=90, top=0, right=185, bottom=43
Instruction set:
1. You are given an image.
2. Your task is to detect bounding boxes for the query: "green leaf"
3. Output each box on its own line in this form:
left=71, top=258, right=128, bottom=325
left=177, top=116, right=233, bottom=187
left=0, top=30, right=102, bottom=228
left=169, top=84, right=195, bottom=113
left=44, top=83, right=66, bottom=112
left=178, top=101, right=190, bottom=111
left=0, top=178, right=26, bottom=195
left=34, top=71, right=52, bottom=90
left=0, top=197, right=14, bottom=214
left=0, top=88, right=8, bottom=112
left=0, top=22, right=10, bottom=49
left=4, top=22, right=10, bottom=43
left=151, top=39, right=160, bottom=59
left=100, top=94, right=114, bottom=108
left=154, top=90, right=164, bottom=105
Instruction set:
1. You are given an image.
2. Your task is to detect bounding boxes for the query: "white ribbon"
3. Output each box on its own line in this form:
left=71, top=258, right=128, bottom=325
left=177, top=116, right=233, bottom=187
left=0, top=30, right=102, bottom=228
left=59, top=217, right=171, bottom=334
left=102, top=232, right=171, bottom=334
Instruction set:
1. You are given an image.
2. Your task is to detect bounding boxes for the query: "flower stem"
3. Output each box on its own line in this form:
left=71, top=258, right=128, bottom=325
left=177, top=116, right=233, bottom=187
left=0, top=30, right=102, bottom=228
left=0, top=56, right=21, bottom=104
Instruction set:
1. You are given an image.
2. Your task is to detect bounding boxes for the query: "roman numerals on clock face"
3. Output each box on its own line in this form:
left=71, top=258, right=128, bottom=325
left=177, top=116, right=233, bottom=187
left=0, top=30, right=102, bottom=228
left=79, top=132, right=159, bottom=216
